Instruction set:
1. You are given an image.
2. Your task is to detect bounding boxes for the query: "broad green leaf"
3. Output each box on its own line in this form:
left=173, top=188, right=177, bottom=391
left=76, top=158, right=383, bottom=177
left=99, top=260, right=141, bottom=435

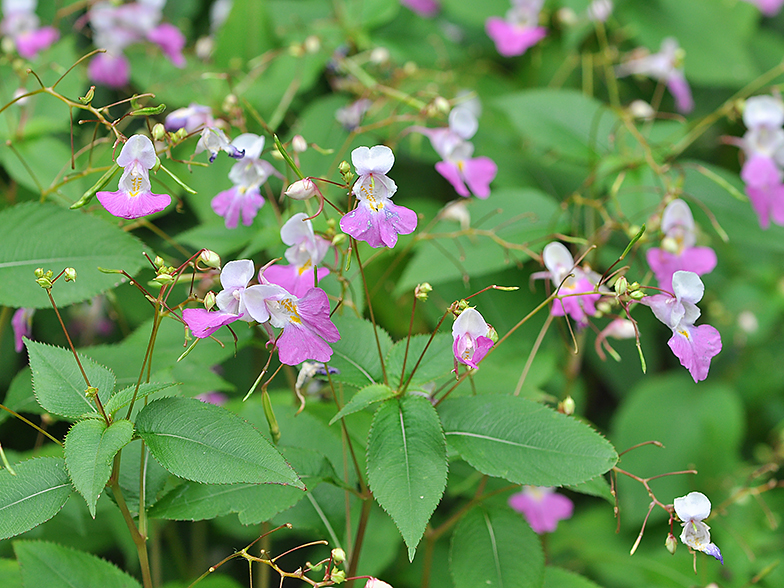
left=0, top=202, right=145, bottom=309
left=328, top=315, right=393, bottom=388
left=113, top=439, right=171, bottom=517
left=136, top=397, right=304, bottom=488
left=64, top=419, right=134, bottom=517
left=543, top=566, right=603, bottom=588
left=0, top=367, right=40, bottom=425
left=0, top=458, right=71, bottom=541
left=213, top=0, right=275, bottom=69
left=450, top=504, right=544, bottom=588
left=104, top=382, right=179, bottom=417
left=385, top=333, right=453, bottom=389
left=439, top=395, right=618, bottom=486
left=566, top=475, right=614, bottom=504
left=14, top=540, right=141, bottom=588
left=329, top=383, right=396, bottom=425
left=0, top=558, right=22, bottom=588
left=25, top=339, right=115, bottom=420
left=367, top=395, right=447, bottom=561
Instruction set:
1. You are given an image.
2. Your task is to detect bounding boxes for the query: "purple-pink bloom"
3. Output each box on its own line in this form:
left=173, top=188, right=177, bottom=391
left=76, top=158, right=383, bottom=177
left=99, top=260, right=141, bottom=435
left=741, top=155, right=784, bottom=228
left=87, top=52, right=131, bottom=88
left=264, top=213, right=332, bottom=297
left=195, top=391, right=228, bottom=406
left=212, top=185, right=265, bottom=229
left=400, top=0, right=440, bottom=17
left=1, top=0, right=59, bottom=59
left=646, top=199, right=717, bottom=291
left=535, top=242, right=601, bottom=326
left=508, top=486, right=573, bottom=534
left=452, top=308, right=494, bottom=368
left=97, top=134, right=171, bottom=219
left=182, top=308, right=242, bottom=338
left=674, top=491, right=723, bottom=564
left=485, top=0, right=547, bottom=57
left=165, top=103, right=214, bottom=133
left=12, top=307, right=34, bottom=352
left=146, top=22, right=185, bottom=67
left=215, top=259, right=256, bottom=322
left=340, top=145, right=417, bottom=248
left=743, top=0, right=784, bottom=16
left=642, top=271, right=721, bottom=382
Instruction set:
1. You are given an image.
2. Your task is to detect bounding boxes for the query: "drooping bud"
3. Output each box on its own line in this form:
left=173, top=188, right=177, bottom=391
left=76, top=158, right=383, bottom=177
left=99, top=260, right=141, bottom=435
left=285, top=178, right=317, bottom=200
left=152, top=123, right=166, bottom=141
left=614, top=276, right=628, bottom=296
left=292, top=135, right=307, bottom=153
left=665, top=532, right=677, bottom=555
left=64, top=268, right=77, bottom=282
left=331, top=233, right=346, bottom=246
left=559, top=396, right=576, bottom=416
left=415, top=282, right=432, bottom=301
left=204, top=291, right=216, bottom=310
left=338, top=160, right=353, bottom=184
left=331, top=548, right=346, bottom=565
left=629, top=290, right=645, bottom=300
left=330, top=569, right=346, bottom=584
left=152, top=273, right=176, bottom=286
left=199, top=249, right=222, bottom=269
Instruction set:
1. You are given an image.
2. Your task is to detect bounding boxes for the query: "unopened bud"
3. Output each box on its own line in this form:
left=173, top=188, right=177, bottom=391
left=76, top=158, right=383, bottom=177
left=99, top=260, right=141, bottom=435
left=292, top=134, right=307, bottom=153
left=64, top=268, right=77, bottom=282
left=628, top=281, right=640, bottom=291
left=559, top=396, right=576, bottom=416
left=614, top=276, right=628, bottom=296
left=665, top=532, right=677, bottom=555
left=204, top=291, right=216, bottom=310
left=330, top=569, right=346, bottom=584
left=36, top=274, right=53, bottom=289
left=415, top=282, right=432, bottom=301
left=597, top=301, right=613, bottom=314
left=456, top=299, right=469, bottom=312
left=34, top=268, right=45, bottom=278
left=629, top=290, right=645, bottom=301
left=285, top=178, right=317, bottom=200
left=78, top=86, right=95, bottom=105
left=486, top=324, right=499, bottom=344
left=339, top=160, right=351, bottom=174
left=304, top=35, right=321, bottom=54
left=661, top=236, right=679, bottom=254
left=433, top=96, right=451, bottom=115
left=629, top=100, right=655, bottom=120
left=370, top=46, right=390, bottom=64
left=152, top=123, right=166, bottom=141
left=199, top=249, right=221, bottom=269
left=331, top=233, right=346, bottom=246
left=153, top=273, right=176, bottom=286
left=174, top=127, right=188, bottom=142
left=331, top=548, right=346, bottom=565
left=153, top=256, right=166, bottom=270
left=85, top=386, right=98, bottom=399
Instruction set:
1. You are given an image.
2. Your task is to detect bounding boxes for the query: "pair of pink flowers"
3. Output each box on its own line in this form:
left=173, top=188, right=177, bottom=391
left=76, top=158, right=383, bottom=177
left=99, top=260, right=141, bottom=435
left=1, top=0, right=59, bottom=59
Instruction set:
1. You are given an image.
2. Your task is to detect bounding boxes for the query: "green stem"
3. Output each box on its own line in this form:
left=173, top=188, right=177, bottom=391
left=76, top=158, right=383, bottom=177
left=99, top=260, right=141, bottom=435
left=352, top=241, right=388, bottom=385
left=346, top=498, right=373, bottom=588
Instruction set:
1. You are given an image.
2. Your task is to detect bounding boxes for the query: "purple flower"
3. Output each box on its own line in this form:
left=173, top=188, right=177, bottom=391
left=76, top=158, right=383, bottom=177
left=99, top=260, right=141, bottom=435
left=182, top=308, right=242, bottom=338
left=165, top=103, right=214, bottom=133
left=673, top=492, right=723, bottom=564
left=413, top=106, right=497, bottom=199
left=243, top=281, right=341, bottom=365
left=195, top=391, right=228, bottom=406
left=485, top=0, right=547, bottom=58
left=646, top=199, right=717, bottom=291
left=211, top=134, right=278, bottom=228
left=264, top=213, right=332, bottom=297
left=87, top=52, right=131, bottom=88
left=535, top=242, right=601, bottom=326
left=146, top=22, right=185, bottom=67
left=340, top=145, right=417, bottom=248
left=12, top=307, right=34, bottom=352
left=1, top=0, right=59, bottom=60
left=400, top=0, right=440, bottom=17
left=97, top=135, right=171, bottom=219
left=508, top=486, right=573, bottom=534
left=452, top=307, right=494, bottom=369
left=642, top=271, right=722, bottom=382
left=616, top=38, right=693, bottom=114
left=743, top=0, right=784, bottom=16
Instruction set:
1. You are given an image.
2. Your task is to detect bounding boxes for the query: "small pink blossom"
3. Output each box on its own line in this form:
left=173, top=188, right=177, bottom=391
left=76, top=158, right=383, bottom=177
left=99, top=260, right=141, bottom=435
left=215, top=259, right=256, bottom=321
left=195, top=391, right=228, bottom=406
left=535, top=242, right=602, bottom=326
left=646, top=199, right=717, bottom=291
left=87, top=52, right=131, bottom=88
left=485, top=0, right=547, bottom=57
left=400, top=0, right=440, bottom=17
left=508, top=486, right=573, bottom=534
left=182, top=308, right=242, bottom=338
left=340, top=145, right=417, bottom=248
left=97, top=135, right=171, bottom=219
left=146, top=22, right=185, bottom=67
left=452, top=307, right=494, bottom=369
left=1, top=0, right=59, bottom=59
left=742, top=0, right=784, bottom=16
left=642, top=271, right=721, bottom=382
left=12, top=307, right=34, bottom=352
left=165, top=103, right=214, bottom=133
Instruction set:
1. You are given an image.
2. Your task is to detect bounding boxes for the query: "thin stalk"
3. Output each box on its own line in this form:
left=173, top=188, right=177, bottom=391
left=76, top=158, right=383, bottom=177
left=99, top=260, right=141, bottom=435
left=513, top=313, right=554, bottom=396
left=399, top=309, right=449, bottom=395
left=398, top=296, right=417, bottom=390
left=352, top=242, right=388, bottom=385
left=346, top=498, right=373, bottom=588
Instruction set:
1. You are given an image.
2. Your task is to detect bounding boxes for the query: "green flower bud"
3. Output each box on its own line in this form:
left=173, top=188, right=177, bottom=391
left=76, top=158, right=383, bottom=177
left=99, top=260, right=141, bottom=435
left=629, top=290, right=645, bottom=300
left=415, top=282, right=432, bottom=301
left=78, top=86, right=95, bottom=105
left=152, top=273, right=176, bottom=286
left=152, top=123, right=166, bottom=141
left=665, top=532, right=677, bottom=555
left=204, top=291, right=216, bottom=310
left=331, top=548, right=346, bottom=565
left=34, top=268, right=45, bottom=278
left=486, top=324, right=499, bottom=344
left=174, top=128, right=188, bottom=142
left=64, top=268, right=77, bottom=282
left=560, top=396, right=576, bottom=416
left=199, top=249, right=222, bottom=269
left=153, top=256, right=166, bottom=270
left=331, top=233, right=346, bottom=246
left=85, top=386, right=98, bottom=399
left=614, top=276, right=628, bottom=296
left=330, top=569, right=346, bottom=584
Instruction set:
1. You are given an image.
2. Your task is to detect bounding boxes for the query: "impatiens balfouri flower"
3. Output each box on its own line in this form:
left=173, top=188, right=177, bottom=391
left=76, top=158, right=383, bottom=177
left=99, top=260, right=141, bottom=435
left=1, top=0, right=59, bottom=59
left=340, top=145, right=417, bottom=248
left=12, top=307, right=34, bottom=352
left=673, top=491, right=723, bottom=564
left=97, top=135, right=171, bottom=219
left=182, top=308, right=242, bottom=339
left=509, top=486, right=573, bottom=534
left=641, top=271, right=721, bottom=382
left=452, top=307, right=494, bottom=369
left=485, top=0, right=547, bottom=58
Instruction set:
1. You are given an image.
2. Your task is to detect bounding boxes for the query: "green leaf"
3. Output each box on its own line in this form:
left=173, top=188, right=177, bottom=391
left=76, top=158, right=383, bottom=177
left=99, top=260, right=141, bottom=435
left=385, top=333, right=454, bottom=389
left=113, top=439, right=171, bottom=517
left=328, top=315, right=393, bottom=388
left=135, top=397, right=304, bottom=488
left=0, top=558, right=22, bottom=588
left=450, top=504, right=544, bottom=588
left=543, top=566, right=603, bottom=588
left=367, top=395, right=447, bottom=561
left=103, top=382, right=179, bottom=417
left=25, top=339, right=115, bottom=420
left=14, top=540, right=141, bottom=588
left=329, top=383, right=396, bottom=425
left=213, top=0, right=276, bottom=68
left=439, top=395, right=618, bottom=486
left=0, top=458, right=71, bottom=541
left=64, top=419, right=134, bottom=517
left=0, top=367, right=40, bottom=425
left=0, top=202, right=145, bottom=309
left=565, top=475, right=614, bottom=504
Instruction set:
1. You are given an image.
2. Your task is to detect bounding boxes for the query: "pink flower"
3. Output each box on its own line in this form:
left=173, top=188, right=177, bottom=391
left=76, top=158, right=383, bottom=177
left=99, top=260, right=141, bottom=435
left=741, top=155, right=784, bottom=228
left=616, top=38, right=693, bottom=114
left=335, top=99, right=372, bottom=131
left=215, top=259, right=256, bottom=321
left=146, top=22, right=185, bottom=67
left=413, top=106, right=497, bottom=199
left=743, top=0, right=784, bottom=16
left=340, top=145, right=418, bottom=248
left=1, top=0, right=59, bottom=59
left=182, top=308, right=242, bottom=338
left=165, top=103, right=214, bottom=133
left=264, top=213, right=332, bottom=297
left=400, top=0, right=440, bottom=17
left=87, top=52, right=131, bottom=88
left=508, top=486, right=573, bottom=534
left=195, top=391, right=228, bottom=406
left=364, top=579, right=393, bottom=588
left=452, top=307, right=494, bottom=369
left=642, top=271, right=722, bottom=382
left=12, top=307, right=34, bottom=352
left=535, top=242, right=602, bottom=326
left=485, top=0, right=547, bottom=57
left=97, top=135, right=171, bottom=219
left=646, top=199, right=717, bottom=291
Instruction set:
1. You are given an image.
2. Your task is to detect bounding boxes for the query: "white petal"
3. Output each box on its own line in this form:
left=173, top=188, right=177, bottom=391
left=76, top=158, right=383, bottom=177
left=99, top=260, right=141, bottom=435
left=280, top=212, right=314, bottom=247
left=661, top=199, right=694, bottom=234
left=452, top=307, right=489, bottom=340
left=232, top=133, right=265, bottom=160
left=220, top=259, right=255, bottom=290
left=744, top=95, right=784, bottom=129
left=448, top=106, right=478, bottom=140
left=352, top=144, right=394, bottom=175
left=542, top=242, right=575, bottom=283
left=117, top=135, right=157, bottom=170
left=674, top=491, right=711, bottom=522
left=672, top=271, right=704, bottom=305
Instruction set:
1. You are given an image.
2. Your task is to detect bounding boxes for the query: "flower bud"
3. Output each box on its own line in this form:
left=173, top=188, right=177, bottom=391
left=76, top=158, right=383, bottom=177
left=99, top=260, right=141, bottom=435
left=285, top=178, right=316, bottom=200
left=486, top=324, right=499, bottom=344
left=415, top=282, right=432, bottom=301
left=331, top=233, right=346, bottom=246
left=629, top=100, right=655, bottom=120
left=370, top=47, right=389, bottom=64
left=628, top=281, right=640, bottom=291
left=456, top=299, right=469, bottom=312
left=614, top=276, right=628, bottom=296
left=304, top=35, right=321, bottom=54
left=152, top=273, right=176, bottom=286
left=204, top=291, right=216, bottom=310
left=152, top=123, right=166, bottom=141
left=85, top=386, right=98, bottom=399
left=661, top=236, right=679, bottom=254
left=338, top=160, right=352, bottom=175
left=433, top=96, right=451, bottom=115
left=34, top=268, right=45, bottom=278
left=292, top=134, right=307, bottom=153
left=153, top=256, right=166, bottom=270
left=199, top=249, right=222, bottom=269
left=174, top=128, right=188, bottom=142
left=665, top=532, right=677, bottom=555
left=64, top=268, right=77, bottom=282
left=559, top=396, right=576, bottom=416
left=330, top=569, right=346, bottom=584
left=78, top=86, right=95, bottom=105
left=331, top=548, right=346, bottom=565
left=629, top=290, right=645, bottom=300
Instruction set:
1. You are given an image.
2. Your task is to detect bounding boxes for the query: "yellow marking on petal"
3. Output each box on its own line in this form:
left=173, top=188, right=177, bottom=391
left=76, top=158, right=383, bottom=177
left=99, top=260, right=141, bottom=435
left=129, top=175, right=143, bottom=198
left=678, top=329, right=690, bottom=339
left=298, top=260, right=312, bottom=276
left=281, top=298, right=302, bottom=324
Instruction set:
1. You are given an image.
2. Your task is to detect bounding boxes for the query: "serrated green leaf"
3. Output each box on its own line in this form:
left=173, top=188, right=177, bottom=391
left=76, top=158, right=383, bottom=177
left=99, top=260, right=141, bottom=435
left=543, top=566, right=603, bottom=588
left=113, top=439, right=170, bottom=517
left=450, top=505, right=544, bottom=588
left=385, top=333, right=453, bottom=389
left=0, top=558, right=22, bottom=588
left=136, top=397, right=304, bottom=488
left=329, top=383, right=395, bottom=425
left=367, top=395, right=447, bottom=561
left=14, top=540, right=141, bottom=588
left=0, top=202, right=145, bottom=309
left=566, top=475, right=614, bottom=504
left=439, top=395, right=618, bottom=486
left=64, top=419, right=134, bottom=517
left=104, top=382, right=179, bottom=417
left=328, top=315, right=393, bottom=388
left=25, top=339, right=115, bottom=420
left=0, top=458, right=71, bottom=541
left=0, top=367, right=40, bottom=425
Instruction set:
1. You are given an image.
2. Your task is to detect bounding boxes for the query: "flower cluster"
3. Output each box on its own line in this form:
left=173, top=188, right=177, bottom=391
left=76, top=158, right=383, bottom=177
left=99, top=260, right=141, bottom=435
left=616, top=37, right=693, bottom=114
left=265, top=213, right=332, bottom=297
left=1, top=0, right=59, bottom=60
left=673, top=491, right=723, bottom=564
left=486, top=0, right=547, bottom=58
left=87, top=0, right=186, bottom=88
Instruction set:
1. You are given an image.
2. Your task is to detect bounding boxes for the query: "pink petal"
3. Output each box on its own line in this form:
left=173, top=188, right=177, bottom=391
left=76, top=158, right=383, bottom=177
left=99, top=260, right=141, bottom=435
left=211, top=186, right=265, bottom=229
left=297, top=288, right=341, bottom=343
left=741, top=154, right=781, bottom=188
left=96, top=189, right=171, bottom=219
left=12, top=307, right=34, bottom=352
left=667, top=324, right=722, bottom=382
left=15, top=27, right=59, bottom=59
left=646, top=247, right=717, bottom=291
left=485, top=18, right=547, bottom=57
left=183, top=308, right=241, bottom=338
left=667, top=73, right=693, bottom=114
left=461, top=156, right=497, bottom=199
left=508, top=489, right=573, bottom=534
left=88, top=52, right=130, bottom=88
left=435, top=160, right=470, bottom=197
left=340, top=200, right=417, bottom=248
left=147, top=23, right=186, bottom=68
left=277, top=323, right=334, bottom=365
left=400, top=0, right=440, bottom=17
